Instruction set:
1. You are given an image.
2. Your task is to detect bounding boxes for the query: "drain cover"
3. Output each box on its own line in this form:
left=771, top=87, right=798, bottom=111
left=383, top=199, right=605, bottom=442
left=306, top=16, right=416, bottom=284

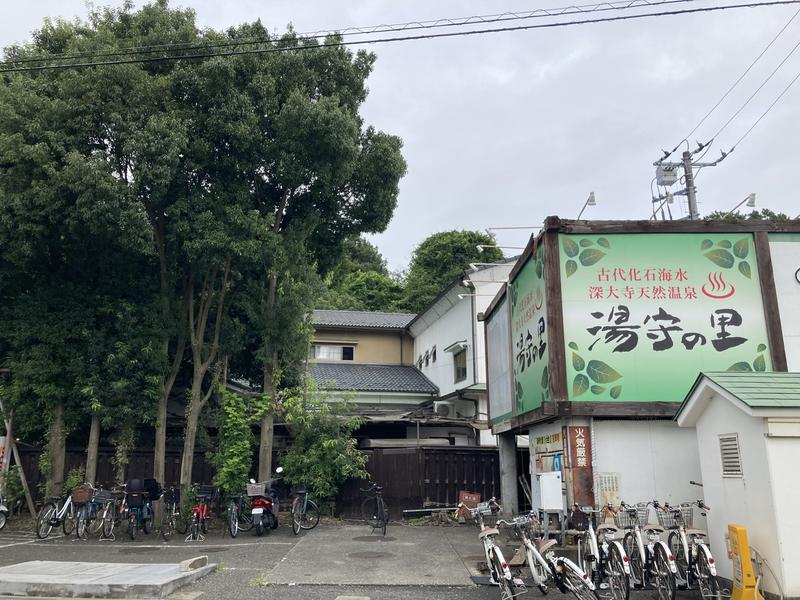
left=347, top=551, right=394, bottom=559
left=351, top=536, right=397, bottom=542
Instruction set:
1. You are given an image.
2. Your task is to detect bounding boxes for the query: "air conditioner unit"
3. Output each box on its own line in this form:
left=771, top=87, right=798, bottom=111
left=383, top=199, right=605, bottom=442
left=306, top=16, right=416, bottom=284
left=454, top=399, right=476, bottom=418
left=433, top=400, right=456, bottom=418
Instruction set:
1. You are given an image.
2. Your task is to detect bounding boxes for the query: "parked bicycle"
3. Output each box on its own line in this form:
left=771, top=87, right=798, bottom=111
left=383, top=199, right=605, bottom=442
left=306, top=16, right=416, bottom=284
left=360, top=481, right=389, bottom=536
left=97, top=486, right=127, bottom=540
left=615, top=501, right=676, bottom=600
left=496, top=511, right=599, bottom=600
left=656, top=497, right=720, bottom=598
left=73, top=483, right=99, bottom=539
left=36, top=487, right=77, bottom=539
left=226, top=493, right=253, bottom=538
left=290, top=483, right=320, bottom=535
left=187, top=484, right=217, bottom=542
left=463, top=499, right=524, bottom=600
left=160, top=486, right=188, bottom=541
left=125, top=478, right=160, bottom=541
left=0, top=495, right=8, bottom=531
left=574, top=505, right=631, bottom=600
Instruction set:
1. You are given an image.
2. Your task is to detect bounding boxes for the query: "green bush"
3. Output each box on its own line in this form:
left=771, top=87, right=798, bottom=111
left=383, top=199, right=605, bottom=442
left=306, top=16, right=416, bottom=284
left=64, top=466, right=85, bottom=493
left=2, top=465, right=24, bottom=507
left=280, top=385, right=368, bottom=501
left=211, top=391, right=254, bottom=498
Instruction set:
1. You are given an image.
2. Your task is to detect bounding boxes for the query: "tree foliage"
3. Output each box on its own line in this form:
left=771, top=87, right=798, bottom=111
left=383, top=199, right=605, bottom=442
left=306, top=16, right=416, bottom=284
left=0, top=1, right=405, bottom=494
left=704, top=208, right=796, bottom=222
left=211, top=391, right=254, bottom=497
left=280, top=386, right=368, bottom=501
left=401, top=230, right=504, bottom=313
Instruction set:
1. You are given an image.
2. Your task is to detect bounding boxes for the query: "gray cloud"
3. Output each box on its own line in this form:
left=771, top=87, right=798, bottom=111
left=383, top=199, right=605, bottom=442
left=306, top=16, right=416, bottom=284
left=3, top=1, right=798, bottom=270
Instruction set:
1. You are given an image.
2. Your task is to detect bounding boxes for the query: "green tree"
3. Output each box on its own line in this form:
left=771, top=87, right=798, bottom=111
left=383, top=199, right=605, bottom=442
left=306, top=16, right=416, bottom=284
left=401, top=230, right=504, bottom=313
left=704, top=208, right=795, bottom=221
left=280, top=385, right=368, bottom=501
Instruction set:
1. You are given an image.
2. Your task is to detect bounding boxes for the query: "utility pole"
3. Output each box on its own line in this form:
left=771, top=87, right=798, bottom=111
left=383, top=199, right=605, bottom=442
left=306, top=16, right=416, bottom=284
left=682, top=150, right=699, bottom=220
left=651, top=142, right=730, bottom=220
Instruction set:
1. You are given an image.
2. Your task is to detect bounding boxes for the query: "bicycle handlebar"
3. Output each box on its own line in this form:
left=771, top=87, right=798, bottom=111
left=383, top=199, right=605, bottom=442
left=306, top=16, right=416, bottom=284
left=359, top=481, right=381, bottom=493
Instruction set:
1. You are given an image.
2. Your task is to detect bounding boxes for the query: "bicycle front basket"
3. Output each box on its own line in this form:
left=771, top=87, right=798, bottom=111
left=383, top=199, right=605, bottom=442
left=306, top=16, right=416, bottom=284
left=613, top=508, right=639, bottom=530
left=655, top=508, right=683, bottom=530
left=93, top=489, right=113, bottom=504
left=679, top=504, right=694, bottom=528
left=71, top=487, right=92, bottom=505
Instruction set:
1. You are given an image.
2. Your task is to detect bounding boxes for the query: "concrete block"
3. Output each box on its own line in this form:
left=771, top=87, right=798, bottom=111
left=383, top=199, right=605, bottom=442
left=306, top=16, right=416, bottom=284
left=179, top=556, right=208, bottom=572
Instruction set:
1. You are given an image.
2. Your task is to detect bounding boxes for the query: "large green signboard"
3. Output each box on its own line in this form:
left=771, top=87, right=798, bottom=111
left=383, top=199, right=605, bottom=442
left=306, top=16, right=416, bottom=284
left=511, top=244, right=550, bottom=415
left=560, top=233, right=771, bottom=402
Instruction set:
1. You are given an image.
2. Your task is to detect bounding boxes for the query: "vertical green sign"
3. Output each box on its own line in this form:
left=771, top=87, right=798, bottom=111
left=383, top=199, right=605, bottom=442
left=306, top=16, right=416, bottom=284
left=511, top=244, right=550, bottom=416
left=560, top=233, right=771, bottom=402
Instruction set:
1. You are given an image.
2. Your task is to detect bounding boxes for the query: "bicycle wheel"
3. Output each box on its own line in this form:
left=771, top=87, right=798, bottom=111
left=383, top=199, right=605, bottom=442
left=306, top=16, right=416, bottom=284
left=291, top=498, right=301, bottom=535
left=191, top=513, right=200, bottom=541
left=606, top=543, right=630, bottom=600
left=89, top=503, right=107, bottom=536
left=652, top=544, right=677, bottom=600
left=238, top=509, right=253, bottom=532
left=128, top=514, right=138, bottom=540
left=143, top=512, right=152, bottom=535
left=102, top=508, right=116, bottom=538
left=161, top=510, right=173, bottom=542
left=62, top=502, right=76, bottom=535
left=625, top=534, right=645, bottom=589
left=76, top=505, right=89, bottom=540
left=696, top=550, right=720, bottom=600
left=36, top=502, right=57, bottom=539
left=361, top=496, right=378, bottom=523
left=490, top=548, right=515, bottom=600
left=529, top=550, right=550, bottom=594
left=174, top=507, right=189, bottom=534
left=564, top=565, right=601, bottom=600
left=228, top=502, right=238, bottom=538
left=300, top=499, right=320, bottom=530
left=667, top=532, right=688, bottom=586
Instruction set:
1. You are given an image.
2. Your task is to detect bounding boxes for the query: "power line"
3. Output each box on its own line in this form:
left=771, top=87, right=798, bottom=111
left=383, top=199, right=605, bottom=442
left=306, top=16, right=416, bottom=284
left=710, top=34, right=800, bottom=139
left=732, top=64, right=800, bottom=146
left=2, top=0, right=705, bottom=67
left=679, top=5, right=800, bottom=146
left=3, top=1, right=797, bottom=73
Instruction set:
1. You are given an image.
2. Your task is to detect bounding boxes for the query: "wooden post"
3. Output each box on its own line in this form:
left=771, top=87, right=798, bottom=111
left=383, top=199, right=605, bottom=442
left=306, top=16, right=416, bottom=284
left=11, top=440, right=36, bottom=517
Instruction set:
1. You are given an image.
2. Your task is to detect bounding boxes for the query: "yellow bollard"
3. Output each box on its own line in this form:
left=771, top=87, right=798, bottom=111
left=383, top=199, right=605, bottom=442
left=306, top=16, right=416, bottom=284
left=728, top=524, right=762, bottom=600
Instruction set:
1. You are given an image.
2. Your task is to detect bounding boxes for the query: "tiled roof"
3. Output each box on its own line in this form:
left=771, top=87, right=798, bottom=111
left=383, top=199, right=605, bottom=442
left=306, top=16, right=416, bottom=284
left=309, top=363, right=438, bottom=394
left=313, top=309, right=416, bottom=330
left=703, top=372, right=800, bottom=408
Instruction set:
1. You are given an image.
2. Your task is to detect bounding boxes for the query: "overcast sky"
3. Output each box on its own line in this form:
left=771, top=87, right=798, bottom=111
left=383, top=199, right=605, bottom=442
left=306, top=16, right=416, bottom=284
left=3, top=1, right=799, bottom=270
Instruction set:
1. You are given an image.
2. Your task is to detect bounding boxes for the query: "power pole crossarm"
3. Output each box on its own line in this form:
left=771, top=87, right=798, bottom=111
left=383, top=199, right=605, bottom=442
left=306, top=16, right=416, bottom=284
left=682, top=150, right=700, bottom=220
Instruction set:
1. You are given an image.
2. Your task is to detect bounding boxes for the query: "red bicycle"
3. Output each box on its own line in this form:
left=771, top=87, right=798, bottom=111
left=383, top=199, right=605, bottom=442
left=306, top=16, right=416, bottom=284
left=186, top=485, right=216, bottom=542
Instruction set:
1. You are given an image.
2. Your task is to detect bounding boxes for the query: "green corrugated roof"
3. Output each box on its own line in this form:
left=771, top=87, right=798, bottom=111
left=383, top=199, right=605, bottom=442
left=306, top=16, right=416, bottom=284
left=703, top=372, right=800, bottom=408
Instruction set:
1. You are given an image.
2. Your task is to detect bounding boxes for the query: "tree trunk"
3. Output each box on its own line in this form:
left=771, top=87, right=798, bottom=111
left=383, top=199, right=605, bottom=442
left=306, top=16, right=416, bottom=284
left=49, top=400, right=66, bottom=497
left=85, top=413, right=100, bottom=485
left=179, top=386, right=202, bottom=493
left=258, top=362, right=276, bottom=481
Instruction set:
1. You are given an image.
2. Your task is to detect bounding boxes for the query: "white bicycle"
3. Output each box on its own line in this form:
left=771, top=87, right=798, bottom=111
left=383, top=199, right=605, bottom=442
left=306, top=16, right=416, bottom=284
left=463, top=500, right=526, bottom=600
left=574, top=505, right=631, bottom=600
left=656, top=497, right=720, bottom=599
left=498, top=512, right=599, bottom=600
left=616, top=501, right=677, bottom=600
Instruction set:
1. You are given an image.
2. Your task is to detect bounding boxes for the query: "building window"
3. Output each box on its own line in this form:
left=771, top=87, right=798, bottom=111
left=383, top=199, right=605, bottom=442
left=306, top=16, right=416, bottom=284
left=432, top=347, right=437, bottom=362
left=454, top=349, right=467, bottom=382
left=424, top=350, right=430, bottom=367
left=308, top=344, right=354, bottom=361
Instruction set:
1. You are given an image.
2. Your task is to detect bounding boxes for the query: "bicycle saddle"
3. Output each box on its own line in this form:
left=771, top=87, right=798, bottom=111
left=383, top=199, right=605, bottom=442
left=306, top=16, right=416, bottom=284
left=597, top=524, right=619, bottom=533
left=538, top=538, right=557, bottom=553
left=643, top=523, right=665, bottom=533
left=686, top=527, right=707, bottom=536
left=478, top=527, right=500, bottom=539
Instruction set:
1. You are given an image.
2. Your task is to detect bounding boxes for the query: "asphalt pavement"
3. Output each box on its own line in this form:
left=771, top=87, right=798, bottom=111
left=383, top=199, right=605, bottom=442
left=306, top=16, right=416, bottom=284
left=0, top=517, right=705, bottom=600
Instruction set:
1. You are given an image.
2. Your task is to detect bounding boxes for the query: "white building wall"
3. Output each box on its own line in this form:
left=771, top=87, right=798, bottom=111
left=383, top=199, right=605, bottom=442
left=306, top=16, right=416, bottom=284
left=414, top=294, right=473, bottom=397
left=694, top=398, right=782, bottom=593
left=592, top=420, right=702, bottom=508
left=764, top=434, right=800, bottom=596
left=769, top=238, right=800, bottom=371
